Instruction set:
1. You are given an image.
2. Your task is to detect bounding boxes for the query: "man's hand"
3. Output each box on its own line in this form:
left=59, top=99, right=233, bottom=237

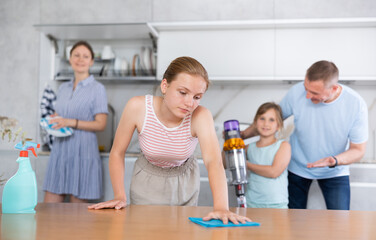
left=307, top=156, right=336, bottom=168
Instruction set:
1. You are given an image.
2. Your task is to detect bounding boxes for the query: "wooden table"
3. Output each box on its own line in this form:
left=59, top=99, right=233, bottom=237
left=1, top=203, right=376, bottom=240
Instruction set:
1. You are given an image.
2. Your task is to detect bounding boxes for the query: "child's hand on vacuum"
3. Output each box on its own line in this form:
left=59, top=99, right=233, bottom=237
left=88, top=199, right=127, bottom=210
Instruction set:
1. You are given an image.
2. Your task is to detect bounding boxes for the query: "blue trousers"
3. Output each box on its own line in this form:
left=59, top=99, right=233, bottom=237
left=288, top=171, right=350, bottom=210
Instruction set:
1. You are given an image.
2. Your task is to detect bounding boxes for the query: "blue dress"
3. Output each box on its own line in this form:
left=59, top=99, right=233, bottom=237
left=43, top=75, right=108, bottom=199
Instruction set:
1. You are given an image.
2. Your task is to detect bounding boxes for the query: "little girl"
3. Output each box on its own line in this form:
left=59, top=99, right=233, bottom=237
left=246, top=102, right=291, bottom=208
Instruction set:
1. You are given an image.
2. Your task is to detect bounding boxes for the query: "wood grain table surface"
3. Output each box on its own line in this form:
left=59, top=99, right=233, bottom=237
left=1, top=203, right=376, bottom=240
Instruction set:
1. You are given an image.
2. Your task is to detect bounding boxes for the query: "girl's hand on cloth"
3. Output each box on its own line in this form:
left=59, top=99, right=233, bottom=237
left=202, top=210, right=252, bottom=224
left=87, top=199, right=127, bottom=210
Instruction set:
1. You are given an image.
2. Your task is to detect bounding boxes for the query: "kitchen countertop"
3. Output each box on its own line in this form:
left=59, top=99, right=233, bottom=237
left=1, top=203, right=376, bottom=240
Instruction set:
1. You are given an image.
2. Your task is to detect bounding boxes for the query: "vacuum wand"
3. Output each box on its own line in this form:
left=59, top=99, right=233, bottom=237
left=223, top=120, right=248, bottom=208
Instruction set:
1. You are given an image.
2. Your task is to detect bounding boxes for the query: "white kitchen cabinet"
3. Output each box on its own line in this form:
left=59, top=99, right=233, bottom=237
left=275, top=27, right=376, bottom=80
left=156, top=29, right=275, bottom=81
left=153, top=18, right=376, bottom=83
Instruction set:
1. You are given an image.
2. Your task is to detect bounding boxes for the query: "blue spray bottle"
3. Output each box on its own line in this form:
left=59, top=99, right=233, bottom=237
left=2, top=141, right=40, bottom=213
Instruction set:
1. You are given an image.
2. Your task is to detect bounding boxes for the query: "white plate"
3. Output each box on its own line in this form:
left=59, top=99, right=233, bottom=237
left=139, top=47, right=146, bottom=72
left=142, top=47, right=152, bottom=75
left=114, top=57, right=122, bottom=71
left=120, top=58, right=128, bottom=76
left=150, top=49, right=155, bottom=75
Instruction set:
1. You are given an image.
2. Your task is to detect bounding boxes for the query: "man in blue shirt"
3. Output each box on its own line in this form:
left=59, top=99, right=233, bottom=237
left=242, top=61, right=368, bottom=210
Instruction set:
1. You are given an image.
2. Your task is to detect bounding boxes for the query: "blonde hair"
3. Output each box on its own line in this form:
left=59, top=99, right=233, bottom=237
left=253, top=102, right=284, bottom=130
left=163, top=56, right=210, bottom=90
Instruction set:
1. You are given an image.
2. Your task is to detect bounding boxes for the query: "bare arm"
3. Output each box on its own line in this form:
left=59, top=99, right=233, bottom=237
left=194, top=107, right=228, bottom=211
left=221, top=151, right=227, bottom=169
left=50, top=113, right=107, bottom=132
left=307, top=142, right=367, bottom=168
left=247, top=141, right=291, bottom=178
left=88, top=96, right=144, bottom=209
left=192, top=107, right=251, bottom=224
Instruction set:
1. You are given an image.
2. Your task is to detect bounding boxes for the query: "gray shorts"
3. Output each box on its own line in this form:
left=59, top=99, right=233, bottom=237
left=130, top=154, right=200, bottom=206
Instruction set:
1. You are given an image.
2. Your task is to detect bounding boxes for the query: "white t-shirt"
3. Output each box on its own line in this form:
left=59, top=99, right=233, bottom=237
left=279, top=82, right=368, bottom=179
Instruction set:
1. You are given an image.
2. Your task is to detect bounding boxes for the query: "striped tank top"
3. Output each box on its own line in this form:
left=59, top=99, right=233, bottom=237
left=138, top=95, right=198, bottom=168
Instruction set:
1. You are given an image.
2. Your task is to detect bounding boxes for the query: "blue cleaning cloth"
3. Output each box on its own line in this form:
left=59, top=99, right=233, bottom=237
left=40, top=117, right=73, bottom=137
left=188, top=217, right=260, bottom=228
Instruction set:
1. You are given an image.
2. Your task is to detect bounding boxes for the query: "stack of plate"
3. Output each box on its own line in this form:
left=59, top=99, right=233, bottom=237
left=120, top=59, right=128, bottom=76
left=141, top=47, right=151, bottom=75
left=131, top=46, right=155, bottom=76
left=114, top=58, right=129, bottom=76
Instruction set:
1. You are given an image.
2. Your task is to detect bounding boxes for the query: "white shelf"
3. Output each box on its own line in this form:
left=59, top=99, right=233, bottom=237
left=55, top=75, right=158, bottom=83
left=35, top=23, right=159, bottom=85
left=34, top=22, right=157, bottom=40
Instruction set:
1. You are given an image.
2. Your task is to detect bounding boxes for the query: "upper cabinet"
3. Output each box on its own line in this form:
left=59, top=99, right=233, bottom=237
left=153, top=18, right=376, bottom=83
left=156, top=28, right=275, bottom=81
left=275, top=24, right=376, bottom=81
left=154, top=21, right=276, bottom=81
left=35, top=18, right=376, bottom=84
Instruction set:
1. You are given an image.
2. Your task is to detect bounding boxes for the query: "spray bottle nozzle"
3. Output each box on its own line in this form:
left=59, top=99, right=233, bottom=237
left=14, top=141, right=40, bottom=157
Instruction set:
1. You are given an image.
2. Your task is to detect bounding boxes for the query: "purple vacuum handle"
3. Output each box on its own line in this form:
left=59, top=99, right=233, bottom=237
left=224, top=119, right=240, bottom=131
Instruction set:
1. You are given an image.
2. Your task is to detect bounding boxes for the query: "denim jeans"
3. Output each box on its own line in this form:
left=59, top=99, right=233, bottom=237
left=288, top=171, right=350, bottom=210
